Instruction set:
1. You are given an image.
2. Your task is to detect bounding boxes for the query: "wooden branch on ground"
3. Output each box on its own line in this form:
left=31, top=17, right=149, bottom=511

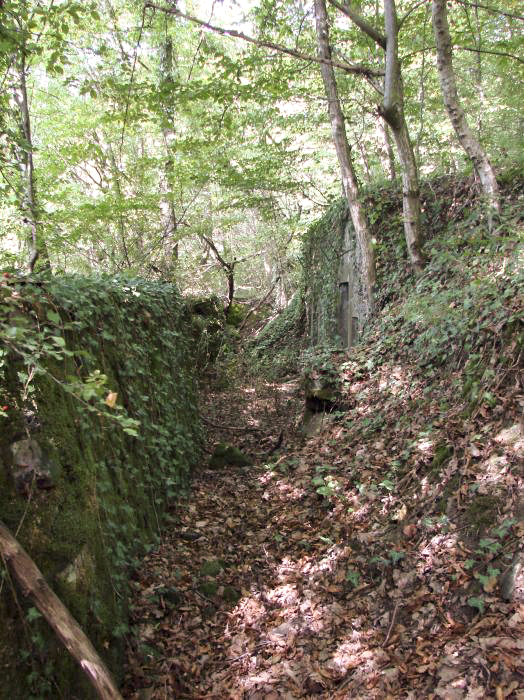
left=201, top=415, right=262, bottom=432
left=0, top=520, right=123, bottom=700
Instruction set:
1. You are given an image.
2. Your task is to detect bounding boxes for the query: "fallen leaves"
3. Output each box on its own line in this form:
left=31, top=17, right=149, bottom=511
left=122, top=342, right=524, bottom=698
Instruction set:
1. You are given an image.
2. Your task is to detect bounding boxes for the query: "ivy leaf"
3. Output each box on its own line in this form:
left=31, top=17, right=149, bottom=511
left=51, top=335, right=66, bottom=347
left=46, top=310, right=61, bottom=324
left=26, top=607, right=42, bottom=622
left=467, top=596, right=485, bottom=614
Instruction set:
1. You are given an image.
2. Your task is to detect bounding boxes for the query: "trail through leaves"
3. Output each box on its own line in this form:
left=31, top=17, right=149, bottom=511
left=123, top=362, right=523, bottom=699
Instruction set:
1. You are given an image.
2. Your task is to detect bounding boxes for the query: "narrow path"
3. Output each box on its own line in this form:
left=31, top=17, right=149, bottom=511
left=122, top=368, right=524, bottom=699
left=122, top=376, right=370, bottom=698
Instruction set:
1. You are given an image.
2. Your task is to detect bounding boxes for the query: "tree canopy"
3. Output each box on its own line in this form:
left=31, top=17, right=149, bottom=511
left=0, top=0, right=522, bottom=301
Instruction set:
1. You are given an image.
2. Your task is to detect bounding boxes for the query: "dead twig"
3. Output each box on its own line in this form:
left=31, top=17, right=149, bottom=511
left=201, top=415, right=263, bottom=433
left=382, top=601, right=400, bottom=647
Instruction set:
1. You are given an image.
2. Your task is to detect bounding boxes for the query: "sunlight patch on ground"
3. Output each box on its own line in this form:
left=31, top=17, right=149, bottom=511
left=417, top=439, right=434, bottom=454
left=236, top=596, right=267, bottom=626
left=265, top=583, right=298, bottom=607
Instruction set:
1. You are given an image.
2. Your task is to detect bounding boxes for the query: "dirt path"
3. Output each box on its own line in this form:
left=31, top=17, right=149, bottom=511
left=122, top=370, right=524, bottom=699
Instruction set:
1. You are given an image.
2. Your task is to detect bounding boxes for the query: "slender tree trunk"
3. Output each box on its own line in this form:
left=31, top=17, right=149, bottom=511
left=313, top=0, right=375, bottom=319
left=159, top=38, right=179, bottom=272
left=357, top=137, right=372, bottom=184
left=107, top=145, right=131, bottom=268
left=382, top=0, right=425, bottom=271
left=330, top=0, right=425, bottom=271
left=199, top=233, right=236, bottom=315
left=415, top=4, right=431, bottom=161
left=13, top=50, right=51, bottom=273
left=376, top=117, right=396, bottom=181
left=432, top=0, right=499, bottom=221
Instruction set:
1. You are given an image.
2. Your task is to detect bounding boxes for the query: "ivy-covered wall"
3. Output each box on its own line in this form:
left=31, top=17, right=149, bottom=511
left=249, top=199, right=359, bottom=376
left=0, top=276, right=204, bottom=698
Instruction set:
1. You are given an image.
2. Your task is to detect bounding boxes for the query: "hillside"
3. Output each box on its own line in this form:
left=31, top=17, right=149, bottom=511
left=121, top=175, right=523, bottom=699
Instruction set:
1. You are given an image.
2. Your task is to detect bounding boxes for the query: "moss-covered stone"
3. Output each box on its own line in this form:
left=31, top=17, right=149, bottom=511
left=209, top=443, right=253, bottom=469
left=0, top=276, right=204, bottom=698
left=221, top=586, right=241, bottom=604
left=465, top=495, right=501, bottom=532
left=199, top=559, right=225, bottom=577
left=199, top=581, right=219, bottom=597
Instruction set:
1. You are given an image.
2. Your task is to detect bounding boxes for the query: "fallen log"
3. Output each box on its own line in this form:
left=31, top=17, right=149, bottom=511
left=0, top=519, right=123, bottom=700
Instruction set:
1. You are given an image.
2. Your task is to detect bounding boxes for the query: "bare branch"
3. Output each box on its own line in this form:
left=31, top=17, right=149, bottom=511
left=328, top=0, right=386, bottom=49
left=144, top=3, right=384, bottom=78
left=456, top=44, right=524, bottom=64
left=454, top=0, right=524, bottom=21
left=401, top=44, right=524, bottom=65
left=398, top=0, right=429, bottom=29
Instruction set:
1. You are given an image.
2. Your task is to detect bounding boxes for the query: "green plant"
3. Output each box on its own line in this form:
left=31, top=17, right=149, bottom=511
left=467, top=596, right=485, bottom=614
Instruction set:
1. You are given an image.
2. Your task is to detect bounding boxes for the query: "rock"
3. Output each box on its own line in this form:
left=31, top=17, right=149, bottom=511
left=9, top=438, right=60, bottom=495
left=499, top=552, right=524, bottom=601
left=304, top=375, right=339, bottom=404
left=158, top=586, right=181, bottom=606
left=180, top=531, right=202, bottom=541
left=209, top=443, right=253, bottom=469
left=199, top=559, right=225, bottom=577
left=301, top=412, right=335, bottom=438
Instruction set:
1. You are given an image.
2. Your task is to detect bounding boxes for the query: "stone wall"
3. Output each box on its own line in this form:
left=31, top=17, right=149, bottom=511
left=0, top=276, right=204, bottom=698
left=303, top=199, right=369, bottom=348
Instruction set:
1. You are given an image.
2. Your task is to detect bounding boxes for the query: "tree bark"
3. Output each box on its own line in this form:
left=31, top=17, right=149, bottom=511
left=432, top=0, right=499, bottom=221
left=0, top=520, right=123, bottom=700
left=159, top=38, right=179, bottom=272
left=382, top=0, right=425, bottom=271
left=13, top=48, right=51, bottom=273
left=199, top=233, right=236, bottom=315
left=330, top=0, right=426, bottom=272
left=313, top=0, right=375, bottom=319
left=376, top=117, right=396, bottom=181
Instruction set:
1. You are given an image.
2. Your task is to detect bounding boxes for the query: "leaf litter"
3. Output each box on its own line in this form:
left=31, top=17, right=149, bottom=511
left=123, top=225, right=523, bottom=698
left=122, top=351, right=523, bottom=698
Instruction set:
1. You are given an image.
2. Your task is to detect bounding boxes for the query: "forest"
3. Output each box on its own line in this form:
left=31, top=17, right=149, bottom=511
left=0, top=0, right=523, bottom=698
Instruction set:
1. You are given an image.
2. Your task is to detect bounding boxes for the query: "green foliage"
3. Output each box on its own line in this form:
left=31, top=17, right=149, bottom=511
left=248, top=290, right=306, bottom=377
left=0, top=274, right=203, bottom=697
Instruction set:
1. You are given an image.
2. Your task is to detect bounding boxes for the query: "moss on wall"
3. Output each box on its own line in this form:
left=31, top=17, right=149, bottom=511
left=0, top=275, right=203, bottom=698
left=301, top=198, right=348, bottom=347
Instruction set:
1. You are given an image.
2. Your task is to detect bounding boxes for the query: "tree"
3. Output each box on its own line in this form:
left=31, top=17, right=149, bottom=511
left=330, top=0, right=426, bottom=271
left=3, top=0, right=51, bottom=272
left=313, top=0, right=375, bottom=318
left=432, top=0, right=500, bottom=223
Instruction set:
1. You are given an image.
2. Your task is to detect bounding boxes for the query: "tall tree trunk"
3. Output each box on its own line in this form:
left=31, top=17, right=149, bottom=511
left=330, top=0, right=426, bottom=271
left=431, top=0, right=499, bottom=222
left=313, top=0, right=375, bottom=319
left=159, top=38, right=179, bottom=272
left=376, top=117, right=396, bottom=181
left=13, top=49, right=51, bottom=273
left=382, top=0, right=425, bottom=271
left=107, top=145, right=131, bottom=268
